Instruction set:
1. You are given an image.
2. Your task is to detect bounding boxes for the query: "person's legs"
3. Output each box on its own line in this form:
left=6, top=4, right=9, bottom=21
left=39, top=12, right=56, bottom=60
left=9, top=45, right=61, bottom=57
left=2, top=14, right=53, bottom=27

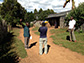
left=69, top=29, right=72, bottom=41
left=72, top=30, right=76, bottom=42
left=39, top=38, right=43, bottom=55
left=44, top=38, right=47, bottom=54
left=24, top=37, right=28, bottom=48
left=26, top=37, right=29, bottom=48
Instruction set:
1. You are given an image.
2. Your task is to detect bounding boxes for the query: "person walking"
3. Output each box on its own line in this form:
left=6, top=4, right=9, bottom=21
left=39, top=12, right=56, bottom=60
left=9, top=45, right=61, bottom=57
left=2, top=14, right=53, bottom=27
left=38, top=22, right=48, bottom=55
left=20, top=19, right=30, bottom=49
left=68, top=17, right=76, bottom=42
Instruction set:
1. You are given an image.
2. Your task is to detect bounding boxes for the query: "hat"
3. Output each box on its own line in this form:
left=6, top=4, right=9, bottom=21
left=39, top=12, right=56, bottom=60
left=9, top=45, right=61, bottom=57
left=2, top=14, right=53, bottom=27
left=42, top=21, right=48, bottom=24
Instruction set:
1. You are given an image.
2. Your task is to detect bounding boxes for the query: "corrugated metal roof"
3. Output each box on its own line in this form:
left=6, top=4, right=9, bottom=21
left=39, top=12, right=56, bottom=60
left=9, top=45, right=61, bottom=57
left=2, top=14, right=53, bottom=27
left=46, top=10, right=71, bottom=18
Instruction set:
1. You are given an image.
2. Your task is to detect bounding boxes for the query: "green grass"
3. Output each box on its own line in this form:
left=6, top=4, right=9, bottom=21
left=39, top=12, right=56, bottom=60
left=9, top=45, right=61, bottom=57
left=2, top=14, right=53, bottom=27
left=12, top=28, right=27, bottom=58
left=34, top=32, right=40, bottom=35
left=32, top=27, right=40, bottom=35
left=32, top=27, right=39, bottom=31
left=0, top=27, right=27, bottom=63
left=50, top=28, right=84, bottom=55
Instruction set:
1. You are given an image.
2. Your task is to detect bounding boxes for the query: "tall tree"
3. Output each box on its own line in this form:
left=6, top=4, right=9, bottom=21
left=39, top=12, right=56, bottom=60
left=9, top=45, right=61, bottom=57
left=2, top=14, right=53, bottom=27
left=0, top=0, right=27, bottom=26
left=34, top=8, right=38, bottom=14
left=39, top=8, right=43, bottom=13
left=65, top=2, right=84, bottom=30
left=25, top=11, right=35, bottom=23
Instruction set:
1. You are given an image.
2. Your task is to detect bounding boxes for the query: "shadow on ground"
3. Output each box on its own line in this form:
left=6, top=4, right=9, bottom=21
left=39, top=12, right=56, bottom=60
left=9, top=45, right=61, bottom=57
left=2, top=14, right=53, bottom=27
left=42, top=44, right=51, bottom=54
left=47, top=45, right=51, bottom=53
left=66, top=35, right=70, bottom=41
left=29, top=42, right=37, bottom=48
left=0, top=32, right=19, bottom=63
left=13, top=26, right=22, bottom=29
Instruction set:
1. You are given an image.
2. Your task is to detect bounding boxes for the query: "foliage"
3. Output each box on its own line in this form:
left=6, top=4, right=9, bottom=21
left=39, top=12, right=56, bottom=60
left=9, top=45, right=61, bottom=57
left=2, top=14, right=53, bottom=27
left=50, top=28, right=84, bottom=55
left=0, top=28, right=27, bottom=63
left=34, top=8, right=38, bottom=14
left=0, top=17, right=2, bottom=24
left=30, top=23, right=33, bottom=27
left=0, top=17, right=3, bottom=42
left=0, top=0, right=27, bottom=26
left=34, top=8, right=56, bottom=21
left=0, top=0, right=56, bottom=26
left=66, top=2, right=84, bottom=29
left=0, top=17, right=8, bottom=42
left=25, top=12, right=35, bottom=23
left=0, top=32, right=19, bottom=63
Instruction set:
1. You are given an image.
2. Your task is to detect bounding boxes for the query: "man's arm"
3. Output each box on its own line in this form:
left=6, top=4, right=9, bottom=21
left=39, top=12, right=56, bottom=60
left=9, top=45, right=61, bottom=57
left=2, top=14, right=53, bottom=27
left=38, top=28, right=40, bottom=32
left=20, top=19, right=25, bottom=28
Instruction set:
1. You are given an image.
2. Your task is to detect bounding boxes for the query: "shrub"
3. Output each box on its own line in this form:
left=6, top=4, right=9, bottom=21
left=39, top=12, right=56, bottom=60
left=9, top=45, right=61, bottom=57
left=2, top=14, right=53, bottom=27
left=30, top=23, right=33, bottom=27
left=66, top=2, right=84, bottom=30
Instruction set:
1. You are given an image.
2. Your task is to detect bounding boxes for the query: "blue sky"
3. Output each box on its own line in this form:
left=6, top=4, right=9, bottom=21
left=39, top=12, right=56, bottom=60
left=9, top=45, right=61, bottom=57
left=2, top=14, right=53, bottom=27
left=0, top=0, right=84, bottom=13
left=0, top=0, right=3, bottom=3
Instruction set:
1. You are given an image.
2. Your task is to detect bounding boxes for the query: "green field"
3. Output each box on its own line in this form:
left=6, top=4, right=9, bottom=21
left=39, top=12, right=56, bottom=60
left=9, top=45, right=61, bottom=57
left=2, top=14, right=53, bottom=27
left=50, top=28, right=84, bottom=55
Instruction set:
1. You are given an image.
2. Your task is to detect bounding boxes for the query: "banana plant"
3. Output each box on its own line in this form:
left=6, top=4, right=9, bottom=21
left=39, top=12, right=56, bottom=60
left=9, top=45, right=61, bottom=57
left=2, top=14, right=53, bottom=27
left=63, top=0, right=75, bottom=9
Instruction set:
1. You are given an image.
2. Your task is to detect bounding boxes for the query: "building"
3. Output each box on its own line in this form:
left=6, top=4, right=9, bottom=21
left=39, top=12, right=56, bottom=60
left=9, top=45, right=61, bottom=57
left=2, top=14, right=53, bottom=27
left=46, top=10, right=70, bottom=28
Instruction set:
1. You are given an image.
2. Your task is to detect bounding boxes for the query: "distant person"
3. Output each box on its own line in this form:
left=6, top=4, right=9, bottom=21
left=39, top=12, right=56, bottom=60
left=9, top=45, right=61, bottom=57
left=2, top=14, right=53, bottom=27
left=38, top=22, right=48, bottom=55
left=68, top=17, right=76, bottom=42
left=55, top=21, right=57, bottom=28
left=20, top=19, right=30, bottom=49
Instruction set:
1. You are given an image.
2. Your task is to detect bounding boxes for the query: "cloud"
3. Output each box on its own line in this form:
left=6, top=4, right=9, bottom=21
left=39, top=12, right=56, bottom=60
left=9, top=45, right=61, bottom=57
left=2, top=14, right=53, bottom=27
left=17, top=0, right=72, bottom=12
left=0, top=0, right=84, bottom=13
left=0, top=0, right=3, bottom=4
left=0, top=2, right=2, bottom=4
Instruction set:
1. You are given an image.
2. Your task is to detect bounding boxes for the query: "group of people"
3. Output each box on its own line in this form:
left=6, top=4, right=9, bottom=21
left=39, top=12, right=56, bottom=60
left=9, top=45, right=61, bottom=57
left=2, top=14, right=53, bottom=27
left=20, top=16, right=76, bottom=55
left=20, top=19, right=48, bottom=55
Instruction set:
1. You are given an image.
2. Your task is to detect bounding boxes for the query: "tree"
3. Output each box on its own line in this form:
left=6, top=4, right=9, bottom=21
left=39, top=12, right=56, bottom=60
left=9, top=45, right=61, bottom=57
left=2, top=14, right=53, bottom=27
left=38, top=9, right=55, bottom=20
left=39, top=8, right=43, bottom=13
left=0, top=0, right=27, bottom=26
left=50, top=9, right=54, bottom=13
left=65, top=2, right=84, bottom=29
left=25, top=12, right=35, bottom=23
left=34, top=8, right=38, bottom=14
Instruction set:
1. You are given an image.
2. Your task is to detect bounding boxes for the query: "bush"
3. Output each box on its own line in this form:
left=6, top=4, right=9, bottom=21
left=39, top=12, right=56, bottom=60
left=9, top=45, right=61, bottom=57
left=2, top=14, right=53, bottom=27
left=0, top=18, right=4, bottom=42
left=0, top=17, right=8, bottom=42
left=30, top=23, right=33, bottom=27
left=66, top=2, right=84, bottom=30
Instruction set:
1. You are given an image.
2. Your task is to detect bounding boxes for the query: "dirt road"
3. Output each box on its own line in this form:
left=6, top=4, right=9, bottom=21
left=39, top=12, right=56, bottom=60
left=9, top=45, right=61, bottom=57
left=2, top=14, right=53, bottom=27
left=19, top=27, right=84, bottom=63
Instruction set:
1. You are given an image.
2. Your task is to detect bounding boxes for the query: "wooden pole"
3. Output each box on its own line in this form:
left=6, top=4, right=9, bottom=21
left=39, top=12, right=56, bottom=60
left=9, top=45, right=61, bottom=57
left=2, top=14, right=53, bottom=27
left=63, top=0, right=75, bottom=10
left=72, top=0, right=75, bottom=9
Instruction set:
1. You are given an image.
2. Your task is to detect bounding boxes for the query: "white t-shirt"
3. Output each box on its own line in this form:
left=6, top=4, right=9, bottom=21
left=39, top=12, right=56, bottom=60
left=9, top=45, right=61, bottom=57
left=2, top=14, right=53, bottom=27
left=69, top=19, right=76, bottom=29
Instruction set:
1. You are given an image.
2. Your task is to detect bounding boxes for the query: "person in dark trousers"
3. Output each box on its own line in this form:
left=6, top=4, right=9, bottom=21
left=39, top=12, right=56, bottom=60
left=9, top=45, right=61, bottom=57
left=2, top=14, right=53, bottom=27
left=20, top=19, right=30, bottom=49
left=38, top=22, right=48, bottom=55
left=68, top=17, right=76, bottom=42
left=55, top=21, right=57, bottom=28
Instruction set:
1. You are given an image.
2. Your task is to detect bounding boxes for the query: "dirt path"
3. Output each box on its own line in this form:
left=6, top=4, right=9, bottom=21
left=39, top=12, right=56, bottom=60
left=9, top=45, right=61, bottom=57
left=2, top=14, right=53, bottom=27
left=19, top=27, right=84, bottom=63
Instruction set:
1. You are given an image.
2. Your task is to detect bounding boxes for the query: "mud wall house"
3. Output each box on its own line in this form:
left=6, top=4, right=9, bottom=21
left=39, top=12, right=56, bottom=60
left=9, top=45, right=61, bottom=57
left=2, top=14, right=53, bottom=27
left=46, top=11, right=70, bottom=28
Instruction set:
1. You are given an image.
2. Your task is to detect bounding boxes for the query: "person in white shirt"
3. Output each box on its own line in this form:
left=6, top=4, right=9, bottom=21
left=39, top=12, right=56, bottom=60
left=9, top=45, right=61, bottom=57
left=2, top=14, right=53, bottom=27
left=68, top=17, right=76, bottom=42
